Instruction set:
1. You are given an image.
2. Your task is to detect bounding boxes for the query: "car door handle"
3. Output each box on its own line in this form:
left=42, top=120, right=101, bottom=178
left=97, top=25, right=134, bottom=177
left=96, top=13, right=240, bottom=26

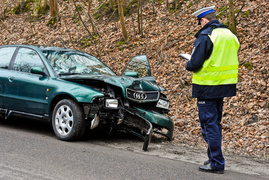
left=8, top=77, right=15, bottom=82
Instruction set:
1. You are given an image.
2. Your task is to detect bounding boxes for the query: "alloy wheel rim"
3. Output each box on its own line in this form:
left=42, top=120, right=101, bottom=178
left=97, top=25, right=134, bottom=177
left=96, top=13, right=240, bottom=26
left=55, top=105, right=74, bottom=136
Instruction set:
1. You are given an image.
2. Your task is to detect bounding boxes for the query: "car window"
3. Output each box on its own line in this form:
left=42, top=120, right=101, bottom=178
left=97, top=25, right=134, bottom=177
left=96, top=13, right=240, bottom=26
left=0, top=47, right=16, bottom=69
left=43, top=50, right=116, bottom=76
left=123, top=55, right=151, bottom=78
left=13, top=48, right=45, bottom=73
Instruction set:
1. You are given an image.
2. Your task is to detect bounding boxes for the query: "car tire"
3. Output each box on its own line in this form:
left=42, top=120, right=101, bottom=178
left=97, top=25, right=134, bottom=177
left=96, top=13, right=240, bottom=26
left=52, top=99, right=85, bottom=141
left=0, top=114, right=4, bottom=121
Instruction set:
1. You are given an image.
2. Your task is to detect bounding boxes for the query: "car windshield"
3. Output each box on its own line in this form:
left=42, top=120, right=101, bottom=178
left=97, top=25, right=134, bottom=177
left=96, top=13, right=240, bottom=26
left=42, top=50, right=116, bottom=76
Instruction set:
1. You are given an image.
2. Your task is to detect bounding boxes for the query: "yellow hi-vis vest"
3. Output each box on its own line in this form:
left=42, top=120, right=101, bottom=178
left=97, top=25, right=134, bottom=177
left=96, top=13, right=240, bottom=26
left=192, top=28, right=240, bottom=85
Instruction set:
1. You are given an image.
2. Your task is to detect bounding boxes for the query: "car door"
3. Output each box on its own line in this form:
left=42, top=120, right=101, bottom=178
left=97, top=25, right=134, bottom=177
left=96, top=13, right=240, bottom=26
left=122, top=55, right=156, bottom=83
left=0, top=46, right=17, bottom=111
left=5, top=47, right=49, bottom=115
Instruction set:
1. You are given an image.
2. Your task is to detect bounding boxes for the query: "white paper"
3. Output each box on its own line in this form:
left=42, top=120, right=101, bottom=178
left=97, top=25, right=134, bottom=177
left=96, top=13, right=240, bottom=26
left=179, top=53, right=191, bottom=60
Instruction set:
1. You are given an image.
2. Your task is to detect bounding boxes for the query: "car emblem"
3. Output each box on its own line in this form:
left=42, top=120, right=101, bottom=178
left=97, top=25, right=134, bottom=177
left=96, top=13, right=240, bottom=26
left=133, top=92, right=147, bottom=100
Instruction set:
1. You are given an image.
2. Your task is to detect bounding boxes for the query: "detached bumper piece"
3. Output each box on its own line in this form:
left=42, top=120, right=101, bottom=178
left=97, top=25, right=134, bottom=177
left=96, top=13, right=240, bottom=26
left=123, top=109, right=153, bottom=151
left=123, top=107, right=174, bottom=151
left=131, top=107, right=174, bottom=141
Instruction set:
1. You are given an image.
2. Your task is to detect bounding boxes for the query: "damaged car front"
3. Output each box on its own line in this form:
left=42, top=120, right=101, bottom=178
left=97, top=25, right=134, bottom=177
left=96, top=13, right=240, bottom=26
left=42, top=48, right=174, bottom=150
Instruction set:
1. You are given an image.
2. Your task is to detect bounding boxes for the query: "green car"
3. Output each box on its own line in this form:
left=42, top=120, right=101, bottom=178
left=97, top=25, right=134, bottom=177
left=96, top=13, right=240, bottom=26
left=0, top=45, right=174, bottom=150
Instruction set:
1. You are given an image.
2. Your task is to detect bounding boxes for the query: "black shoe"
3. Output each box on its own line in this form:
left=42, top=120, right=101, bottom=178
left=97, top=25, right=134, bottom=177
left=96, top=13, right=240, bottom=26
left=199, top=164, right=224, bottom=174
left=204, top=160, right=210, bottom=165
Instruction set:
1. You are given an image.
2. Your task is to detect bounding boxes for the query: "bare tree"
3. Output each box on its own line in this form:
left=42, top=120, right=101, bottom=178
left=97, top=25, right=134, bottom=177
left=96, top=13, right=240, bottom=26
left=152, top=0, right=155, bottom=14
left=87, top=0, right=99, bottom=36
left=228, top=0, right=236, bottom=34
left=117, top=0, right=128, bottom=42
left=109, top=0, right=116, bottom=12
left=19, top=0, right=25, bottom=14
left=72, top=0, right=93, bottom=38
left=122, top=0, right=128, bottom=6
left=49, top=0, right=59, bottom=23
left=13, top=0, right=27, bottom=14
left=0, top=0, right=5, bottom=19
left=33, top=0, right=47, bottom=17
left=137, top=0, right=141, bottom=34
left=137, top=0, right=143, bottom=37
left=139, top=0, right=143, bottom=37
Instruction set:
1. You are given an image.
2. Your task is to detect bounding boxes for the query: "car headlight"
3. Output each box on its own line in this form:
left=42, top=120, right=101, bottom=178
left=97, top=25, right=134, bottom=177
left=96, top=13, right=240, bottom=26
left=105, top=99, right=119, bottom=109
left=156, top=99, right=169, bottom=109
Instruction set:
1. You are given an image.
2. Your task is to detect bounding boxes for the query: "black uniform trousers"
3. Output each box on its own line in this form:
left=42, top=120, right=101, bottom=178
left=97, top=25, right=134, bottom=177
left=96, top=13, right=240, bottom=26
left=197, top=98, right=225, bottom=171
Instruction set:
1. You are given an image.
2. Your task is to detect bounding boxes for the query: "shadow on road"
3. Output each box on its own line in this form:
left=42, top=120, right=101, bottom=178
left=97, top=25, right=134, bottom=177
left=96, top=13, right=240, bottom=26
left=0, top=116, right=54, bottom=136
left=0, top=116, right=167, bottom=145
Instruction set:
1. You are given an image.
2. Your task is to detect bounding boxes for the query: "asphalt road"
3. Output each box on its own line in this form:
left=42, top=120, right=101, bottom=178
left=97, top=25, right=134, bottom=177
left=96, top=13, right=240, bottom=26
left=0, top=118, right=267, bottom=180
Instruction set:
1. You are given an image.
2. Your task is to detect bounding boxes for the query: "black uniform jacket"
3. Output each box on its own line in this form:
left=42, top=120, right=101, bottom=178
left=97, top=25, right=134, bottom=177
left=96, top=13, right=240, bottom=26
left=185, top=20, right=237, bottom=100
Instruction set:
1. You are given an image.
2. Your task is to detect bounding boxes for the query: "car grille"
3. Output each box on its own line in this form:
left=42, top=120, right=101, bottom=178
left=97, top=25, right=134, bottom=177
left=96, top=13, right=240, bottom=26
left=126, top=88, right=159, bottom=102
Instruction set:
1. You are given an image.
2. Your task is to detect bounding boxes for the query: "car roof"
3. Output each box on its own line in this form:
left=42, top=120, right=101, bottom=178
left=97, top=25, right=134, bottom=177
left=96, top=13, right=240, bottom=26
left=37, top=46, right=76, bottom=52
left=0, top=44, right=77, bottom=52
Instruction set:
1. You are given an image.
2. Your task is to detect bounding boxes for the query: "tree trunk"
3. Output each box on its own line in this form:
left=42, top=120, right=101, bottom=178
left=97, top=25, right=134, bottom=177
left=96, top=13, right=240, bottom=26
left=228, top=0, right=236, bottom=34
left=0, top=0, right=5, bottom=19
left=109, top=0, right=116, bottom=12
left=122, top=0, right=128, bottom=6
left=140, top=0, right=143, bottom=37
left=41, top=0, right=47, bottom=11
left=73, top=0, right=93, bottom=38
left=174, top=0, right=177, bottom=11
left=49, top=0, right=59, bottom=19
left=152, top=0, right=155, bottom=14
left=137, top=0, right=141, bottom=34
left=166, top=0, right=169, bottom=9
left=117, top=0, right=128, bottom=42
left=88, top=0, right=96, bottom=33
left=33, top=0, right=47, bottom=17
left=17, top=0, right=25, bottom=14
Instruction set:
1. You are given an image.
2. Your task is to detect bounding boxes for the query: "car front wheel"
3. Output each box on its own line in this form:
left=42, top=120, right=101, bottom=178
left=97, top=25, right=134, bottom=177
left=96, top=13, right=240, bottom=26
left=52, top=99, right=85, bottom=141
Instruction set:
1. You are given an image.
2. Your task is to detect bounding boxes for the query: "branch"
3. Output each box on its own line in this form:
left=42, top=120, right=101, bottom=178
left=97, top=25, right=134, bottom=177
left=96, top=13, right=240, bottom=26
left=83, top=8, right=101, bottom=37
left=72, top=0, right=93, bottom=38
left=235, top=1, right=245, bottom=20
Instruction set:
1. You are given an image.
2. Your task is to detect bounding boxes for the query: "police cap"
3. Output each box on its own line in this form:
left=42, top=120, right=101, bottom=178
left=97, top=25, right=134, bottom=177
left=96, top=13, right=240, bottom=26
left=192, top=5, right=215, bottom=19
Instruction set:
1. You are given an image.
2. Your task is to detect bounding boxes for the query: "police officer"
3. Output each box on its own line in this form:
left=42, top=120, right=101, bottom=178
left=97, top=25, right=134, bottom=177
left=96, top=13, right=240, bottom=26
left=185, top=6, right=239, bottom=174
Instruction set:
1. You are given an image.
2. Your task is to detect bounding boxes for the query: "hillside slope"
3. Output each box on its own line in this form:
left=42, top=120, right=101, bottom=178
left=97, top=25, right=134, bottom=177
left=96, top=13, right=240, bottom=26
left=0, top=0, right=268, bottom=158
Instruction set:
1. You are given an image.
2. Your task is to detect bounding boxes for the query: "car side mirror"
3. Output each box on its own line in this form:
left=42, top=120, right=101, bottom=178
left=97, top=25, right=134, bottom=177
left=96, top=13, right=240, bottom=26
left=31, top=67, right=46, bottom=76
left=124, top=71, right=139, bottom=78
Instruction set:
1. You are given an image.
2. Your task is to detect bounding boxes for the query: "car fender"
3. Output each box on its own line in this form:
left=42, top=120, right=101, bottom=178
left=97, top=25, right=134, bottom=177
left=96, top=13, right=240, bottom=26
left=46, top=78, right=104, bottom=104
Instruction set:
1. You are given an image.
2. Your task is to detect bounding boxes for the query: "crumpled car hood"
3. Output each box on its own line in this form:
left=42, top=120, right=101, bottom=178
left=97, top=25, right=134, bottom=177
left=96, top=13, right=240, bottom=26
left=59, top=75, right=165, bottom=92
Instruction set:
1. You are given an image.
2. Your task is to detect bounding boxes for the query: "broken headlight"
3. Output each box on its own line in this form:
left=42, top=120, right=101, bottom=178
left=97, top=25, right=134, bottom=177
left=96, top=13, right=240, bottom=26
left=156, top=99, right=169, bottom=110
left=105, top=99, right=119, bottom=109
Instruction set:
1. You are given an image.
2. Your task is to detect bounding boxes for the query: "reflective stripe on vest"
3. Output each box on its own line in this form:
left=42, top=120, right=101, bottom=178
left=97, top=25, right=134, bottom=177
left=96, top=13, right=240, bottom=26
left=192, top=28, right=239, bottom=85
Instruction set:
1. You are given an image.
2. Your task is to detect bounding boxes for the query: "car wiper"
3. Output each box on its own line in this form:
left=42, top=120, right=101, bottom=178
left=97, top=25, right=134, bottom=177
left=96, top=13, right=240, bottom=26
left=58, top=72, right=81, bottom=76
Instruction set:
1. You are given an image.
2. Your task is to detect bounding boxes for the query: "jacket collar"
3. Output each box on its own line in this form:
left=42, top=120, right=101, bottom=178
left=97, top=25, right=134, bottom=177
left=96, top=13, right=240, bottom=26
left=195, top=20, right=226, bottom=38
